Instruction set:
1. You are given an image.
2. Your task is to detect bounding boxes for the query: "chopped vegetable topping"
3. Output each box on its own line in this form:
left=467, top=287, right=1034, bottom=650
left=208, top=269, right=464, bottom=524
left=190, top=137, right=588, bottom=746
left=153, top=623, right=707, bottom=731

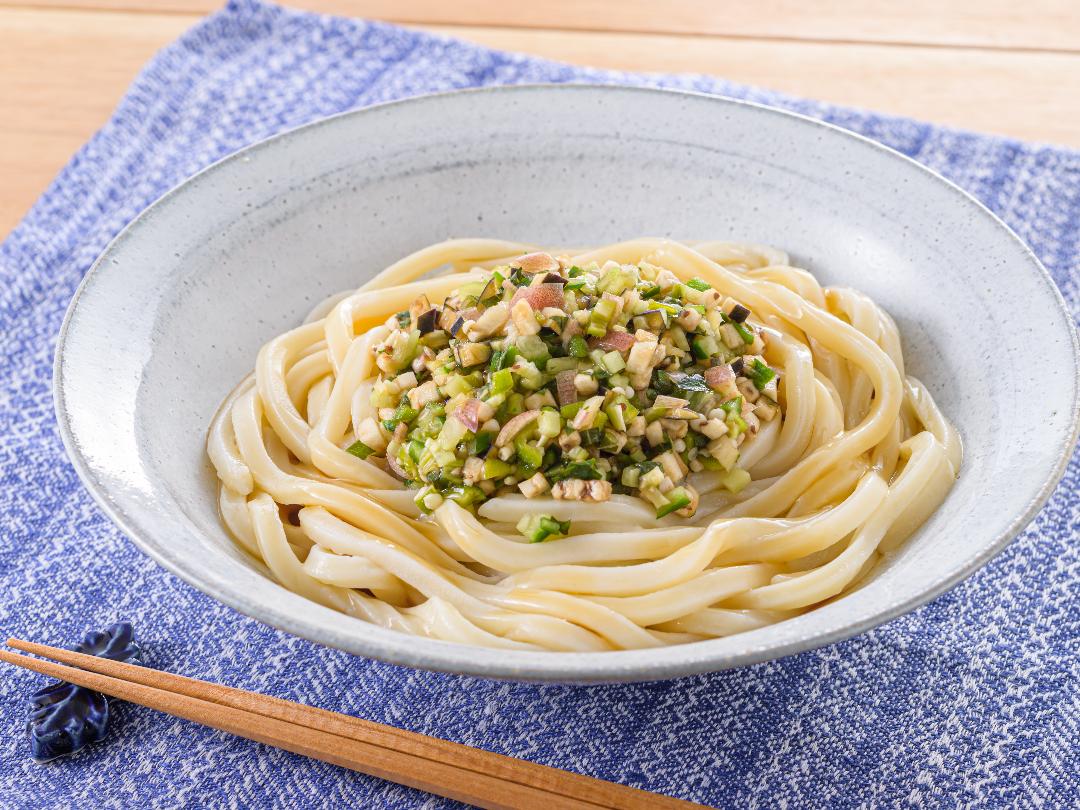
left=345, top=440, right=376, bottom=460
left=517, top=513, right=571, bottom=542
left=747, top=358, right=777, bottom=390
left=361, top=252, right=782, bottom=517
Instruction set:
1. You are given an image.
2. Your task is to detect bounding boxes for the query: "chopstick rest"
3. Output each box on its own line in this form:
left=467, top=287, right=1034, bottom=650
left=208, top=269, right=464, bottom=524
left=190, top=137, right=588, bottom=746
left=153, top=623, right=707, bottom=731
left=25, top=622, right=143, bottom=762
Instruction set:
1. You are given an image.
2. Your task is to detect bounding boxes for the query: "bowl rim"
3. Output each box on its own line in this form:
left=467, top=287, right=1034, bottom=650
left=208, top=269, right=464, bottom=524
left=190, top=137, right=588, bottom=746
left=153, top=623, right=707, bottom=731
left=54, top=83, right=1080, bottom=682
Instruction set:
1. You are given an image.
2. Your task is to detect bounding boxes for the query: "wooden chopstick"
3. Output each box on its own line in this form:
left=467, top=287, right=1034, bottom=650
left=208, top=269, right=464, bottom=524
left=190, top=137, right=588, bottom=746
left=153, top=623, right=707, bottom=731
left=3, top=640, right=701, bottom=810
left=8, top=639, right=590, bottom=802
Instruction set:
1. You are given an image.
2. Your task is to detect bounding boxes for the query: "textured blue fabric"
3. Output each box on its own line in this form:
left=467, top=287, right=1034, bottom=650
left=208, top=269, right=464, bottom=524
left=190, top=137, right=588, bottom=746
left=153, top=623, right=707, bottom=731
left=1, top=1, right=1077, bottom=806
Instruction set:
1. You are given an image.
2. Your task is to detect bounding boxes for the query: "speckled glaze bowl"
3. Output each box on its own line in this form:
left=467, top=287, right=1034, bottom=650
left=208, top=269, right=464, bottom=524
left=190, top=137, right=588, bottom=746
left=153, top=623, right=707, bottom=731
left=55, top=86, right=1080, bottom=682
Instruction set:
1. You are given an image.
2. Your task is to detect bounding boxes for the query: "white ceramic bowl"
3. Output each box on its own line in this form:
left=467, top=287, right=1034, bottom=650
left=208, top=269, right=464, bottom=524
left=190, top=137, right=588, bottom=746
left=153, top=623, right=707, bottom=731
left=55, top=86, right=1079, bottom=682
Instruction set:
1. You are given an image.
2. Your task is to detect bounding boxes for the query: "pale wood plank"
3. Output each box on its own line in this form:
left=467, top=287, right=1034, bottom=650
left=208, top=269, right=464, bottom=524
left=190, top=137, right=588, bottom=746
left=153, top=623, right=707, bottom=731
left=0, top=8, right=190, bottom=233
left=4, top=7, right=1080, bottom=236
left=5, top=0, right=1080, bottom=51
left=430, top=23, right=1080, bottom=147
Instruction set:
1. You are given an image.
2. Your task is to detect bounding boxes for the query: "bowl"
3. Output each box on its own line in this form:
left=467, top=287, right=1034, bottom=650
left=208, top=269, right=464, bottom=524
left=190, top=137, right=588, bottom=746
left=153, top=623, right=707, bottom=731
left=55, top=85, right=1080, bottom=682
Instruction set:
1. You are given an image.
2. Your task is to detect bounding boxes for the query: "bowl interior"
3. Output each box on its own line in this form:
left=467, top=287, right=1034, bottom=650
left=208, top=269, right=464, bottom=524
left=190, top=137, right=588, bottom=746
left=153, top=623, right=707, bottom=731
left=56, top=86, right=1079, bottom=681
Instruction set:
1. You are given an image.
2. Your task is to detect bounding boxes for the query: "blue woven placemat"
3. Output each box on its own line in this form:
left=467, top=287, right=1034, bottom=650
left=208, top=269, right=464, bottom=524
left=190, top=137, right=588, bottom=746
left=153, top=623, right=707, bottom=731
left=1, top=1, right=1077, bottom=806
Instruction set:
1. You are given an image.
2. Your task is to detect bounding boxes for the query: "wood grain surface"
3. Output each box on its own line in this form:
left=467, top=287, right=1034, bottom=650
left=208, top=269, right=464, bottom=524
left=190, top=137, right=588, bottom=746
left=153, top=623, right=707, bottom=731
left=2, top=1, right=1078, bottom=236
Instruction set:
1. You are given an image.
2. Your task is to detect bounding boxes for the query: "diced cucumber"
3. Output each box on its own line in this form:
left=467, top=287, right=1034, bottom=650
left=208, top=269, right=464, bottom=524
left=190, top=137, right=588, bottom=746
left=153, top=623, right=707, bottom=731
left=483, top=457, right=513, bottom=480
left=721, top=468, right=752, bottom=494
left=515, top=436, right=544, bottom=471
left=560, top=401, right=584, bottom=420
left=504, top=392, right=526, bottom=417
left=391, top=329, right=420, bottom=370
left=546, top=356, right=579, bottom=374
left=516, top=513, right=571, bottom=543
left=537, top=409, right=561, bottom=438
left=604, top=399, right=627, bottom=431
left=490, top=368, right=514, bottom=394
left=728, top=414, right=748, bottom=438
left=656, top=487, right=691, bottom=518
left=516, top=334, right=550, bottom=363
left=587, top=298, right=617, bottom=337
left=691, top=335, right=719, bottom=360
left=446, top=485, right=485, bottom=507
left=601, top=351, right=626, bottom=374
left=515, top=362, right=543, bottom=390
left=442, top=374, right=474, bottom=398
left=438, top=415, right=468, bottom=448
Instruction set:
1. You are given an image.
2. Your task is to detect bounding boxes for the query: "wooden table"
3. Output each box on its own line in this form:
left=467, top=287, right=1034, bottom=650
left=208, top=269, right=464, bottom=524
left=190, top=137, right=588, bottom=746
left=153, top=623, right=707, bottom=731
left=3, top=1, right=1079, bottom=237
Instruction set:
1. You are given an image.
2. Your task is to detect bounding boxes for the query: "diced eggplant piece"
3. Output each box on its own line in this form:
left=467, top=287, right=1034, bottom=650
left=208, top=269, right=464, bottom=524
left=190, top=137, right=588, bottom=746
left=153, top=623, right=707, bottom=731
left=728, top=303, right=751, bottom=323
left=416, top=308, right=439, bottom=334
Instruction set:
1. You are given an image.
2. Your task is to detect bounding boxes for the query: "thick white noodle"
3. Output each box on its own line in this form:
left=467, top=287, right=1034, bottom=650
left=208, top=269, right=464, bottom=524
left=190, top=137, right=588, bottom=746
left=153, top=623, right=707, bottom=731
left=207, top=238, right=961, bottom=651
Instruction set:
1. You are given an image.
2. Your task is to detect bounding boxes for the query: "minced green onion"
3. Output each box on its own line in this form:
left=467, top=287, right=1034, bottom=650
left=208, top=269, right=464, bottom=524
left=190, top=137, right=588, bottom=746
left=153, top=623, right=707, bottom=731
left=547, top=459, right=602, bottom=482
left=732, top=319, right=755, bottom=344
left=675, top=373, right=709, bottom=393
left=640, top=283, right=662, bottom=299
left=345, top=440, right=375, bottom=459
left=748, top=358, right=777, bottom=390
left=490, top=346, right=518, bottom=372
left=470, top=431, right=494, bottom=456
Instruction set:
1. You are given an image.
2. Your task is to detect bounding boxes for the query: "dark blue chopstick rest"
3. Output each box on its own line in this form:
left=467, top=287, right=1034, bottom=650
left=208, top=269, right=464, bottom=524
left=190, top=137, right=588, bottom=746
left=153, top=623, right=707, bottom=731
left=27, top=622, right=144, bottom=763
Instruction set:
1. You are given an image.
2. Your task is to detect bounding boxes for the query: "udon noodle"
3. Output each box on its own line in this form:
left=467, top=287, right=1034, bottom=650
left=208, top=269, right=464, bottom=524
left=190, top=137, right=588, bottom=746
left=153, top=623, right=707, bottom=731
left=207, top=239, right=961, bottom=651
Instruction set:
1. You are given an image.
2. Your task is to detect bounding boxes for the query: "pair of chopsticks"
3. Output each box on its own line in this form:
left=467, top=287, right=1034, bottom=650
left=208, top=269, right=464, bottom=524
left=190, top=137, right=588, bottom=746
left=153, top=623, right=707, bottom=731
left=2, top=640, right=701, bottom=809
